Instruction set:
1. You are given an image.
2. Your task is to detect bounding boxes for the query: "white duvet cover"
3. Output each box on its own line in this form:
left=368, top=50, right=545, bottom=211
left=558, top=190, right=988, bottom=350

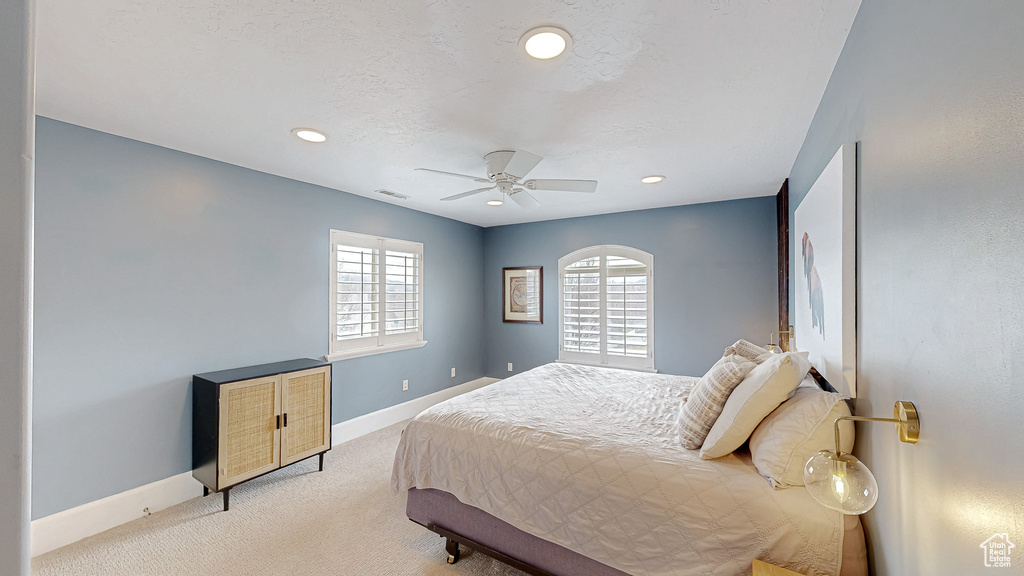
left=392, top=362, right=844, bottom=576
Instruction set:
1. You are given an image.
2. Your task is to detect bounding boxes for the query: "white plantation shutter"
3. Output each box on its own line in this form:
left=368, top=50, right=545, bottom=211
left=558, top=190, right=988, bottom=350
left=335, top=244, right=379, bottom=340
left=330, top=230, right=424, bottom=359
left=383, top=249, right=420, bottom=339
left=559, top=246, right=654, bottom=371
left=562, top=257, right=601, bottom=355
left=606, top=256, right=648, bottom=358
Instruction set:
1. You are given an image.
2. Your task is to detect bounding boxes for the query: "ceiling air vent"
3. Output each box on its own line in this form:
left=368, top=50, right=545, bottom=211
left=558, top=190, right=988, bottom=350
left=376, top=189, right=409, bottom=200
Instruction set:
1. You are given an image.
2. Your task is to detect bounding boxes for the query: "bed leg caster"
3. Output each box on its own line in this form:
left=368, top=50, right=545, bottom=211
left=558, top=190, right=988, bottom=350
left=445, top=538, right=460, bottom=564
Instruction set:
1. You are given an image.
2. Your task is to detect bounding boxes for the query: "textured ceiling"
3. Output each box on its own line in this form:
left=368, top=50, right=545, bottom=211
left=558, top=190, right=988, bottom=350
left=36, top=0, right=861, bottom=227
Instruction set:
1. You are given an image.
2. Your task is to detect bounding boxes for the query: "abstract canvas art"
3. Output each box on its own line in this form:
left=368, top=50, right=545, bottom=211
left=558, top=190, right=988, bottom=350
left=794, top=143, right=857, bottom=397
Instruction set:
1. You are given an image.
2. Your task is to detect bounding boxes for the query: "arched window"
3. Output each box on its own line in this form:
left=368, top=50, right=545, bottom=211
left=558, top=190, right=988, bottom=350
left=558, top=245, right=654, bottom=372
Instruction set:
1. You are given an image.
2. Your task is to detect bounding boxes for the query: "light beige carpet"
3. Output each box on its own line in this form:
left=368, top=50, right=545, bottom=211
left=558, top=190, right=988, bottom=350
left=33, top=420, right=527, bottom=576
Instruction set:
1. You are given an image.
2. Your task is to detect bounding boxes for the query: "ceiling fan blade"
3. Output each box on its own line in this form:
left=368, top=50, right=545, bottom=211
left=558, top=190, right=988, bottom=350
left=416, top=168, right=492, bottom=183
left=440, top=186, right=496, bottom=201
left=503, top=149, right=544, bottom=179
left=509, top=189, right=540, bottom=209
left=523, top=179, right=598, bottom=193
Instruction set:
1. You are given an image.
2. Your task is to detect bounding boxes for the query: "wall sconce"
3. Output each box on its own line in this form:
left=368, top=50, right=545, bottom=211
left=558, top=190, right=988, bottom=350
left=803, top=401, right=920, bottom=514
left=766, top=326, right=794, bottom=352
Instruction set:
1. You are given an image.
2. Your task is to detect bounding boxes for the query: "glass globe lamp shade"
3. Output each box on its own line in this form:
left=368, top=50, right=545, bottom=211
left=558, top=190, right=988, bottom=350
left=803, top=450, right=878, bottom=515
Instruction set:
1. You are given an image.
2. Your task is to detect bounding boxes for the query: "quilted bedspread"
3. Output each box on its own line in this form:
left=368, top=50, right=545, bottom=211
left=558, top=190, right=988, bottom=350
left=392, top=362, right=844, bottom=576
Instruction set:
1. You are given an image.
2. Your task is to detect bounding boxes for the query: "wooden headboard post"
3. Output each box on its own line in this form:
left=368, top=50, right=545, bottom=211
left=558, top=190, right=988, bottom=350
left=776, top=179, right=790, bottom=352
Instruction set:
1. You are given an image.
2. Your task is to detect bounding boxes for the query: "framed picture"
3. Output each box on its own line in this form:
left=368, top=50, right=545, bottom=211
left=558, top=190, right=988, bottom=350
left=502, top=266, right=543, bottom=323
left=794, top=142, right=857, bottom=397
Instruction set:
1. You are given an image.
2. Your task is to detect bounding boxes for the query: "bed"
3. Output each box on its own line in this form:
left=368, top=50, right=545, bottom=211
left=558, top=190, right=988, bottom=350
left=391, top=362, right=867, bottom=576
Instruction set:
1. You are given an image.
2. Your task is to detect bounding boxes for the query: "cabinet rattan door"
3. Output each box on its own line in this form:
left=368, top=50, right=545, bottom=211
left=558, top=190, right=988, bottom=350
left=218, top=376, right=281, bottom=489
left=280, top=366, right=331, bottom=466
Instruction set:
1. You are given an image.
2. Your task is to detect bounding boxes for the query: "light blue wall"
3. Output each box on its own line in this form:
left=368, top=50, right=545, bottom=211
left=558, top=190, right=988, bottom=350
left=482, top=198, right=779, bottom=378
left=788, top=1, right=1024, bottom=574
left=32, top=118, right=485, bottom=519
left=33, top=118, right=781, bottom=520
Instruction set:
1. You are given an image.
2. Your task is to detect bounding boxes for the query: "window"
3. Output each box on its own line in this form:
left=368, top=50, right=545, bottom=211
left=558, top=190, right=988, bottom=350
left=558, top=245, right=654, bottom=371
left=327, top=230, right=425, bottom=361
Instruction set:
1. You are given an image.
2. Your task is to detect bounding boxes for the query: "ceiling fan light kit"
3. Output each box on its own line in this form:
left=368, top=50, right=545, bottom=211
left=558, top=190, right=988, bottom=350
left=520, top=26, right=572, bottom=60
left=417, top=149, right=598, bottom=209
left=291, top=128, right=327, bottom=143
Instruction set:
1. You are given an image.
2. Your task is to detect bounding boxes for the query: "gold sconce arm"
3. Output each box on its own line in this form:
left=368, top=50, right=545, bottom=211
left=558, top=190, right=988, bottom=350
left=833, top=400, right=920, bottom=455
left=766, top=325, right=795, bottom=352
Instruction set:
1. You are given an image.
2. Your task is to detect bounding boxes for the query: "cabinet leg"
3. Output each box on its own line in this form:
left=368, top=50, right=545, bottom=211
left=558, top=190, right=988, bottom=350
left=203, top=486, right=209, bottom=497
left=222, top=488, right=230, bottom=512
left=319, top=452, right=325, bottom=472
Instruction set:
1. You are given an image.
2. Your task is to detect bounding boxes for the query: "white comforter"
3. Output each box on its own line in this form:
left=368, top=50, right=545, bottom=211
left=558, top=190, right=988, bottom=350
left=392, top=362, right=844, bottom=576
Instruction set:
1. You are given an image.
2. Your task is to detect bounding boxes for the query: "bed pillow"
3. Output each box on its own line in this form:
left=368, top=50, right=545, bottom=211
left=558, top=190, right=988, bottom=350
left=724, top=339, right=772, bottom=364
left=677, top=354, right=757, bottom=449
left=699, top=351, right=811, bottom=459
left=749, top=386, right=855, bottom=488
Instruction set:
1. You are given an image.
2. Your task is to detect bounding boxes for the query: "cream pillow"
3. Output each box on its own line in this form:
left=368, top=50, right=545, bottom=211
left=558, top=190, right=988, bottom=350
left=699, top=351, right=811, bottom=459
left=724, top=339, right=772, bottom=364
left=677, top=354, right=757, bottom=449
left=749, top=386, right=855, bottom=487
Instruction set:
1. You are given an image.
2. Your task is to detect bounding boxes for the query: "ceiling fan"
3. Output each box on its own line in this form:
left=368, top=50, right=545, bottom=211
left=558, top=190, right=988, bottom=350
left=416, top=149, right=598, bottom=208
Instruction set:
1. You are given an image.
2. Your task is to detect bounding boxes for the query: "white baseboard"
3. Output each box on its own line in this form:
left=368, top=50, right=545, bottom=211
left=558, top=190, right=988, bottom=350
left=331, top=376, right=499, bottom=446
left=31, top=376, right=499, bottom=557
left=31, top=471, right=203, bottom=558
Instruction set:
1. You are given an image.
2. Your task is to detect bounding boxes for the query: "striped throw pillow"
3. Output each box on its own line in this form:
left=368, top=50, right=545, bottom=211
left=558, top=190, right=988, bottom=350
left=678, top=354, right=757, bottom=450
left=724, top=339, right=772, bottom=364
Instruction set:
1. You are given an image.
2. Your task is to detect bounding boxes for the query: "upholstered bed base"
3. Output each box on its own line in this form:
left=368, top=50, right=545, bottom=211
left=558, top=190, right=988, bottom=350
left=407, top=487, right=628, bottom=576
left=406, top=487, right=869, bottom=576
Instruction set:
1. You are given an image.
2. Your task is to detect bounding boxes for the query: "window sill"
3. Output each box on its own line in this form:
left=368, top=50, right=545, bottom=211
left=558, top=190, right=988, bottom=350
left=556, top=358, right=658, bottom=373
left=325, top=340, right=427, bottom=362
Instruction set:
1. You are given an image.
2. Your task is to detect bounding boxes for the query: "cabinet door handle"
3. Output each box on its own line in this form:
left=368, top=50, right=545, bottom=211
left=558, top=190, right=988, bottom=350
left=276, top=415, right=281, bottom=429
left=283, top=413, right=288, bottom=427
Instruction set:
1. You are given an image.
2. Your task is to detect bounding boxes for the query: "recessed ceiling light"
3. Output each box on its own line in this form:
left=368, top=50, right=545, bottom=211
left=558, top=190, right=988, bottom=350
left=292, top=128, right=327, bottom=143
left=520, top=26, right=572, bottom=60
left=641, top=175, right=665, bottom=184
left=486, top=199, right=504, bottom=206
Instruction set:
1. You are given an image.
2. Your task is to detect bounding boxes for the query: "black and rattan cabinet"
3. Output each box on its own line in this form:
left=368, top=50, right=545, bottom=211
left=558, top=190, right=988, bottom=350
left=192, top=358, right=332, bottom=511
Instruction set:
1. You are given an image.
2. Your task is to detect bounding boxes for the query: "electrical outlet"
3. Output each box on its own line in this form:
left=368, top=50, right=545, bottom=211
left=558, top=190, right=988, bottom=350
left=507, top=362, right=513, bottom=372
left=451, top=367, right=456, bottom=378
left=402, top=379, right=409, bottom=391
